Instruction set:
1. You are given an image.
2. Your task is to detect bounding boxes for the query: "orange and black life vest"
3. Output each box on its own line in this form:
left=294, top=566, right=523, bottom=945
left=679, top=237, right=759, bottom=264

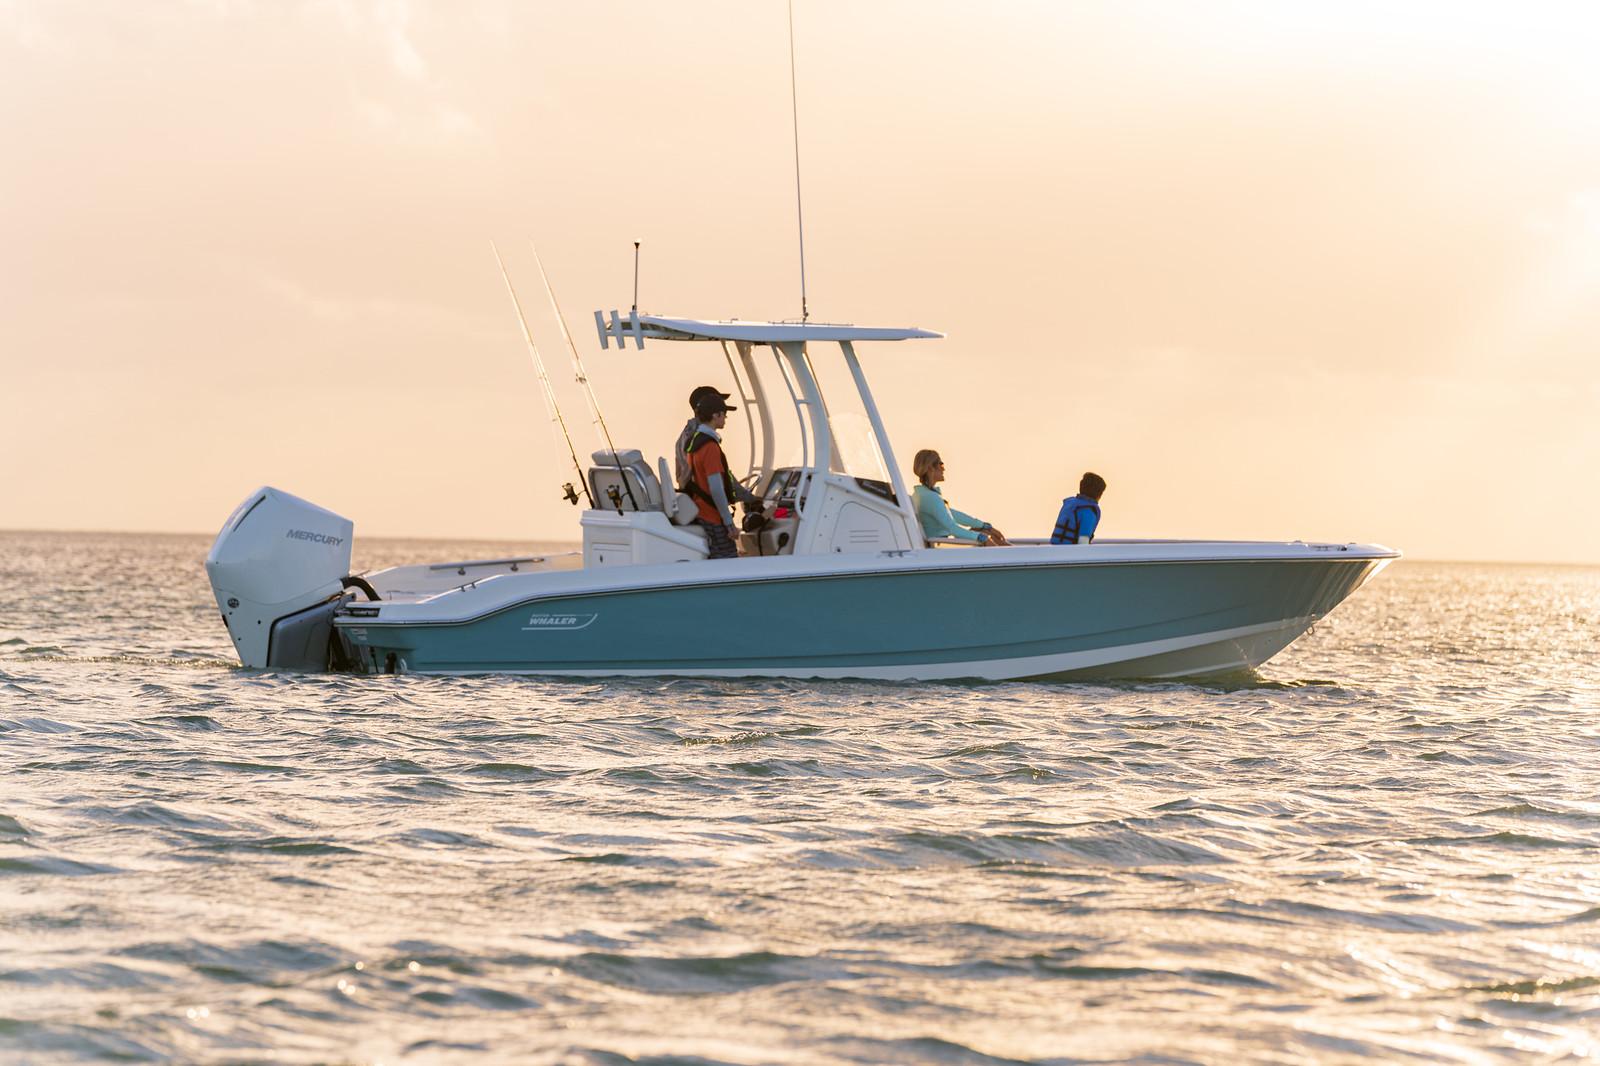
left=681, top=430, right=738, bottom=509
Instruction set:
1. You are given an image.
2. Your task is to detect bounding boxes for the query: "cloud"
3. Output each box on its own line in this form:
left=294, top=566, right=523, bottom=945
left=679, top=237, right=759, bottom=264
left=304, top=0, right=486, bottom=147
left=351, top=95, right=481, bottom=147
left=315, top=0, right=426, bottom=81
left=372, top=0, right=425, bottom=81
left=0, top=0, right=68, bottom=55
left=1573, top=188, right=1600, bottom=237
left=256, top=272, right=497, bottom=339
left=1503, top=188, right=1600, bottom=361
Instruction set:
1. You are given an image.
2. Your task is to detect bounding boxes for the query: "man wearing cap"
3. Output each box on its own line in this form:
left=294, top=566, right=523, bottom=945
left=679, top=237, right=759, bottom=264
left=681, top=392, right=761, bottom=560
left=675, top=386, right=731, bottom=488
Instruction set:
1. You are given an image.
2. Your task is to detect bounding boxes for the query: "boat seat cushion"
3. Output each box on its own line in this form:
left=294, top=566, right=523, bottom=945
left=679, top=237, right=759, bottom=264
left=591, top=448, right=645, bottom=469
left=656, top=456, right=699, bottom=526
left=587, top=448, right=662, bottom=511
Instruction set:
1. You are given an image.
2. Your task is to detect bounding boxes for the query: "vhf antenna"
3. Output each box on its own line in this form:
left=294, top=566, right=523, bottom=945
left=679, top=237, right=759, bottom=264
left=491, top=241, right=593, bottom=508
left=529, top=239, right=640, bottom=512
left=787, top=0, right=808, bottom=323
left=631, top=241, right=641, bottom=315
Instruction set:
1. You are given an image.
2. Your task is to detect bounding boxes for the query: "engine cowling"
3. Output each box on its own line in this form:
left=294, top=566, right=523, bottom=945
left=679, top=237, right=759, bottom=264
left=205, top=487, right=354, bottom=669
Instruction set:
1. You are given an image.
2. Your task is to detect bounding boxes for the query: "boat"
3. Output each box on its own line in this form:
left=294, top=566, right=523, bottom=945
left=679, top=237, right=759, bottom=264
left=205, top=311, right=1398, bottom=680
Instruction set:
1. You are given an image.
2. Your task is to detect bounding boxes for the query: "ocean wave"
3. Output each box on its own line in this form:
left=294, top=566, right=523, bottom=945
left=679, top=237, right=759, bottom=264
left=4, top=539, right=1599, bottom=1064
left=0, top=856, right=121, bottom=877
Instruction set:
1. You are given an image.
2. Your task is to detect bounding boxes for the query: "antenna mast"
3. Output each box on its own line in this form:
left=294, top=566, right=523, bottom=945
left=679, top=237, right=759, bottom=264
left=529, top=239, right=640, bottom=511
left=491, top=241, right=593, bottom=508
left=631, top=241, right=641, bottom=315
left=787, top=0, right=808, bottom=322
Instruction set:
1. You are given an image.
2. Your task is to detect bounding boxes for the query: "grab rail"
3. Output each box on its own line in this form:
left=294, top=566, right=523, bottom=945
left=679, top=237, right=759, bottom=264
left=428, top=555, right=547, bottom=573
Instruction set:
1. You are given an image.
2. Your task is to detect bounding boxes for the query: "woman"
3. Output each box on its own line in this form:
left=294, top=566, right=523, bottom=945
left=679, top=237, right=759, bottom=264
left=911, top=449, right=1008, bottom=546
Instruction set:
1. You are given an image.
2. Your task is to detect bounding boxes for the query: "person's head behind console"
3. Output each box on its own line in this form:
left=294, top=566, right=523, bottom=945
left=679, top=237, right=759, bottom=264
left=1079, top=471, right=1107, bottom=501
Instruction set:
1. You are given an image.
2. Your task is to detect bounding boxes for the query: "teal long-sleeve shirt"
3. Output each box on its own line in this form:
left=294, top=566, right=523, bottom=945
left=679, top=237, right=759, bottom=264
left=912, top=484, right=989, bottom=543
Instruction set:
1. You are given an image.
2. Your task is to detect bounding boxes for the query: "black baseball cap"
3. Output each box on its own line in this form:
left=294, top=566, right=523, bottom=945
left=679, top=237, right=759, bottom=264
left=694, top=393, right=736, bottom=419
left=689, top=385, right=731, bottom=409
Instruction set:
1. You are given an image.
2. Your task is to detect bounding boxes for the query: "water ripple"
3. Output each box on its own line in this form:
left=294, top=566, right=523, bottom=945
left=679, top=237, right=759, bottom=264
left=1, top=534, right=1598, bottom=1063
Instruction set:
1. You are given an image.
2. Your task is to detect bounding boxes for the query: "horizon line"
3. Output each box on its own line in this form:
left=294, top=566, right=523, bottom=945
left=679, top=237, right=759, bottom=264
left=1, top=527, right=1596, bottom=569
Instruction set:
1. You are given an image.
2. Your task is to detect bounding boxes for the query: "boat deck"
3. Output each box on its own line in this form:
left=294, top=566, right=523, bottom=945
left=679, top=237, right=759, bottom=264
left=360, top=553, right=584, bottom=605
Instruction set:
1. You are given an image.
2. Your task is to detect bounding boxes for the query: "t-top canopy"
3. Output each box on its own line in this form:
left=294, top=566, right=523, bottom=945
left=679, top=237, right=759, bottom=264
left=593, top=310, right=943, bottom=349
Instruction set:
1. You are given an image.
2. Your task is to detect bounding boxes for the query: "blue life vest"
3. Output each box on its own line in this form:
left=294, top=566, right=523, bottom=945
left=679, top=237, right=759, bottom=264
left=1052, top=495, right=1101, bottom=545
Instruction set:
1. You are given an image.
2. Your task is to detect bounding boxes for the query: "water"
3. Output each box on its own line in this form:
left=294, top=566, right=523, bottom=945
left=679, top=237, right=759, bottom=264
left=2, top=531, right=1598, bottom=1064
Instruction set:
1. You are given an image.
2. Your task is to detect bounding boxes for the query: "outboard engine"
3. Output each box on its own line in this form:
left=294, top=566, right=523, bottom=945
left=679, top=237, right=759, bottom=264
left=205, top=487, right=355, bottom=670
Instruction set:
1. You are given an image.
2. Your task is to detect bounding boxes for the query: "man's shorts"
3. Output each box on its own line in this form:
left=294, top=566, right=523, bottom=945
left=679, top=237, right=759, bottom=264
left=696, top=520, right=738, bottom=560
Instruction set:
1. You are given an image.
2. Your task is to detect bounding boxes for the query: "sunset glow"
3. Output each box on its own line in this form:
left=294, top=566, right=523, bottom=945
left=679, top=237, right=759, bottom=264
left=3, top=1, right=1597, bottom=562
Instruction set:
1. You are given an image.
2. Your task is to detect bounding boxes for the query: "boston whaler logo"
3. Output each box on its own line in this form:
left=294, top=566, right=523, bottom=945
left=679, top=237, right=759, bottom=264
left=522, top=612, right=597, bottom=632
left=285, top=529, right=345, bottom=547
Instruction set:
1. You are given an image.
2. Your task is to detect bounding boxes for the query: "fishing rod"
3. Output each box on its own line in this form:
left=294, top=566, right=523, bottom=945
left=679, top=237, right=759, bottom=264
left=528, top=239, right=640, bottom=511
left=491, top=241, right=594, bottom=508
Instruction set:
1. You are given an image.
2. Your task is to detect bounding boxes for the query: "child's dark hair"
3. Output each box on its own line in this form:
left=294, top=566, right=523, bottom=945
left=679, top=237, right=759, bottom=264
left=1079, top=472, right=1107, bottom=498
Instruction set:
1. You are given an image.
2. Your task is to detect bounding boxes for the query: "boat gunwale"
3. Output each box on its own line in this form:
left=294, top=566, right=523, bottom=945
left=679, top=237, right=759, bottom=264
left=337, top=545, right=1397, bottom=631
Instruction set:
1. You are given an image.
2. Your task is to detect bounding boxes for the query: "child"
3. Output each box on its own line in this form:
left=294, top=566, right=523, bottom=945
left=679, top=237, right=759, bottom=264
left=1051, top=472, right=1106, bottom=545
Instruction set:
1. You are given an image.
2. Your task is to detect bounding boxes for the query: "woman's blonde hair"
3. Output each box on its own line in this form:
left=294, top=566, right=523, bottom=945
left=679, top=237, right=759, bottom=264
left=912, top=449, right=942, bottom=488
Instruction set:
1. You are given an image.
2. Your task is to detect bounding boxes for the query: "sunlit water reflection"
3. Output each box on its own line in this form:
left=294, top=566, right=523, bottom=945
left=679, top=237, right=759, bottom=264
left=2, top=532, right=1598, bottom=1063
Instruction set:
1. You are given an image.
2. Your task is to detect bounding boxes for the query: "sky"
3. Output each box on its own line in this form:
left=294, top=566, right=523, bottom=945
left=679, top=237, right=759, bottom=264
left=3, top=0, right=1599, bottom=563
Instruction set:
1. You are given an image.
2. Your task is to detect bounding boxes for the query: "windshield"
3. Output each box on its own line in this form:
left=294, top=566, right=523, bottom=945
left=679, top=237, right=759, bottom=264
left=827, top=410, right=889, bottom=482
left=801, top=348, right=891, bottom=482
